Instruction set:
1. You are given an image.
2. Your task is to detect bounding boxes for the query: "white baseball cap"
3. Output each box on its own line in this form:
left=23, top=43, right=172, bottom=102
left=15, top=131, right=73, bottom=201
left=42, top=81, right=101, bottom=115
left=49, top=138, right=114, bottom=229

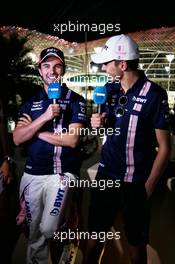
left=91, top=34, right=139, bottom=64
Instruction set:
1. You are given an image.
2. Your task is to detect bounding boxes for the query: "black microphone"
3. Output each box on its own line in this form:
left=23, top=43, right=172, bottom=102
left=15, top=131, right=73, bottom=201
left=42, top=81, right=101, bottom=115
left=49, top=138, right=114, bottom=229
left=93, top=86, right=107, bottom=113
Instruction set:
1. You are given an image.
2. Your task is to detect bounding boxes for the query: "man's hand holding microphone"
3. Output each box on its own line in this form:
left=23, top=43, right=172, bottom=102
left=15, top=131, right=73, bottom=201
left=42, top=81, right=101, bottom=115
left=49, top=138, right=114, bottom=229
left=43, top=103, right=61, bottom=122
left=91, top=113, right=107, bottom=128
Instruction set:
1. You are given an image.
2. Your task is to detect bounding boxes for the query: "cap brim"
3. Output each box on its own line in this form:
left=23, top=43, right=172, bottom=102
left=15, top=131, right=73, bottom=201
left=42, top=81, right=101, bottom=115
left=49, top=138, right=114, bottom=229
left=91, top=52, right=116, bottom=64
left=39, top=53, right=64, bottom=64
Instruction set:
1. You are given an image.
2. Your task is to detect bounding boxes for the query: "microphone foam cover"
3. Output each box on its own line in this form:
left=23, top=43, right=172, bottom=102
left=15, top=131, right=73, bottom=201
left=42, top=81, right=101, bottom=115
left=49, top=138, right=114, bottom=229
left=48, top=82, right=62, bottom=99
left=93, top=86, right=107, bottom=105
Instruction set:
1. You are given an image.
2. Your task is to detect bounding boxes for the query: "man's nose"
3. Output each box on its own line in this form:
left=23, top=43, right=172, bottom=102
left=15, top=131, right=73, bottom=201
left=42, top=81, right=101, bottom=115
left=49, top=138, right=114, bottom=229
left=49, top=68, right=58, bottom=79
left=50, top=66, right=57, bottom=74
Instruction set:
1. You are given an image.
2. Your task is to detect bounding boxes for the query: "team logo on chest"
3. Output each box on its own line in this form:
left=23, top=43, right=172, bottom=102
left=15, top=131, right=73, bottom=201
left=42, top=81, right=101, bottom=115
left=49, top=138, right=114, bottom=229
left=132, top=96, right=147, bottom=104
left=132, top=96, right=147, bottom=112
left=58, top=99, right=70, bottom=110
left=31, top=100, right=43, bottom=111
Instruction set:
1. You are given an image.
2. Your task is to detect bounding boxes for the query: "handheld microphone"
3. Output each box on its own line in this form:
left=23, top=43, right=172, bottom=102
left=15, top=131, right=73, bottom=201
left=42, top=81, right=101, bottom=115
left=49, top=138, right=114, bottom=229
left=48, top=82, right=62, bottom=129
left=48, top=82, right=62, bottom=103
left=93, top=86, right=107, bottom=113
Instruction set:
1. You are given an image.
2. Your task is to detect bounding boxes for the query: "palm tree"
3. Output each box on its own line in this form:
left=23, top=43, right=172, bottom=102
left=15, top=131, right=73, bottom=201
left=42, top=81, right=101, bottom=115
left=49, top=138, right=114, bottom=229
left=0, top=31, right=39, bottom=118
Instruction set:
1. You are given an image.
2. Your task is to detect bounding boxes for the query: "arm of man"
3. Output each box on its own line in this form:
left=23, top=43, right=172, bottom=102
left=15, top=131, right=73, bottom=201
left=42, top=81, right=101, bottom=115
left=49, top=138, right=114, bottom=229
left=145, top=129, right=171, bottom=197
left=37, top=123, right=84, bottom=148
left=0, top=159, right=13, bottom=184
left=0, top=122, right=13, bottom=183
left=0, top=98, right=14, bottom=184
left=13, top=104, right=60, bottom=145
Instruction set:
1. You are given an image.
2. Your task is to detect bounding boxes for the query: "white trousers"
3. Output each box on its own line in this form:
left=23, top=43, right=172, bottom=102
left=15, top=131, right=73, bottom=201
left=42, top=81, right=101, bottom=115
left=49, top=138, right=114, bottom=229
left=19, top=172, right=75, bottom=264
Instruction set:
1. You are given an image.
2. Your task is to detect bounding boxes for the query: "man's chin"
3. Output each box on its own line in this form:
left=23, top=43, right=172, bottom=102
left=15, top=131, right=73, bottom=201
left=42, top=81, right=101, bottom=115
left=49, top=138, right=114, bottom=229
left=48, top=78, right=60, bottom=83
left=47, top=80, right=56, bottom=84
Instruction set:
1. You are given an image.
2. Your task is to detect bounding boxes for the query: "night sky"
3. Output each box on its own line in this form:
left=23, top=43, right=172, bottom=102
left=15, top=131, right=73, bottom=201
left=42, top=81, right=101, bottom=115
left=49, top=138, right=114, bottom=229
left=1, top=0, right=174, bottom=42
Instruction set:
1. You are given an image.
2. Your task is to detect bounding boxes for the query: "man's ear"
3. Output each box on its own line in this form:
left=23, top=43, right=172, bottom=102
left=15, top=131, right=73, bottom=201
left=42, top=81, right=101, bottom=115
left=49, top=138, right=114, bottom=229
left=38, top=68, right=42, bottom=77
left=120, top=61, right=128, bottom=71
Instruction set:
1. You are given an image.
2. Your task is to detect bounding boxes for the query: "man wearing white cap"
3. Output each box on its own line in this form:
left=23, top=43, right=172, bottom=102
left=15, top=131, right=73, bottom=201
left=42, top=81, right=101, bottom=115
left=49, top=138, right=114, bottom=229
left=84, top=34, right=171, bottom=263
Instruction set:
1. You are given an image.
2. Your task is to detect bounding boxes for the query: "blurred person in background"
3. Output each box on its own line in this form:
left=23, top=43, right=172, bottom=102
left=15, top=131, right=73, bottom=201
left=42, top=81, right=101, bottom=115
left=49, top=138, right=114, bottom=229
left=0, top=96, right=20, bottom=264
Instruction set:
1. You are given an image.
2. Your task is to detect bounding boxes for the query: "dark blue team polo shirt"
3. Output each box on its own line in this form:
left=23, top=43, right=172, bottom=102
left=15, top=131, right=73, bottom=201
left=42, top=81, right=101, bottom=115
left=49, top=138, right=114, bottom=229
left=98, top=71, right=170, bottom=183
left=18, top=84, right=87, bottom=175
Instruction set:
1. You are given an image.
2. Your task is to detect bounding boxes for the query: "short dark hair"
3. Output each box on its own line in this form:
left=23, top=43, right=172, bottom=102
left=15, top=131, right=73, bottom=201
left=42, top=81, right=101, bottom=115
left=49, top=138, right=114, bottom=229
left=125, top=59, right=139, bottom=70
left=114, top=59, right=139, bottom=70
